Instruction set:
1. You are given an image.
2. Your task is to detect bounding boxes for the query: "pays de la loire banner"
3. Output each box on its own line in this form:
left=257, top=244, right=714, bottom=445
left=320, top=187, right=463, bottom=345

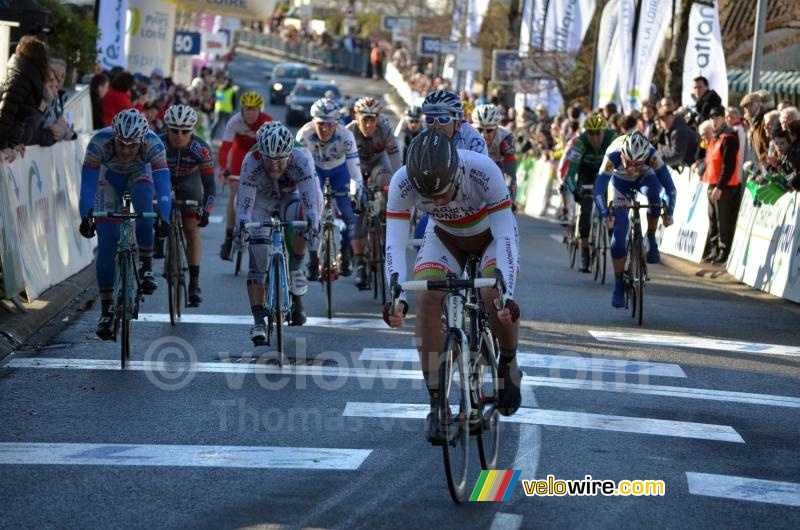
left=0, top=136, right=97, bottom=302
left=126, top=0, right=177, bottom=76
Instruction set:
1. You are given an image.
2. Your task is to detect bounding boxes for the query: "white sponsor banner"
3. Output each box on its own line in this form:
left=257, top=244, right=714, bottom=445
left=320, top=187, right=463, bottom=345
left=682, top=0, right=728, bottom=109
left=126, top=0, right=177, bottom=76
left=542, top=0, right=596, bottom=54
left=594, top=0, right=620, bottom=108
left=96, top=0, right=129, bottom=71
left=628, top=0, right=672, bottom=110
left=0, top=135, right=96, bottom=302
left=523, top=157, right=555, bottom=217
left=657, top=168, right=710, bottom=262
left=174, top=0, right=276, bottom=19
left=726, top=190, right=800, bottom=303
left=519, top=0, right=534, bottom=53
left=617, top=0, right=636, bottom=113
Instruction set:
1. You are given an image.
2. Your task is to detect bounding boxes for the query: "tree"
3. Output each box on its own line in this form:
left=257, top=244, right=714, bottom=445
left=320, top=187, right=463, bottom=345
left=38, top=0, right=98, bottom=84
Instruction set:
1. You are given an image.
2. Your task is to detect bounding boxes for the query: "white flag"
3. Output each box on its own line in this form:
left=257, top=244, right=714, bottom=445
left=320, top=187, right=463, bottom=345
left=542, top=0, right=597, bottom=54
left=628, top=0, right=672, bottom=110
left=617, top=0, right=637, bottom=113
left=594, top=0, right=620, bottom=108
left=682, top=0, right=728, bottom=109
left=96, top=0, right=129, bottom=70
left=519, top=0, right=534, bottom=54
left=531, top=0, right=548, bottom=50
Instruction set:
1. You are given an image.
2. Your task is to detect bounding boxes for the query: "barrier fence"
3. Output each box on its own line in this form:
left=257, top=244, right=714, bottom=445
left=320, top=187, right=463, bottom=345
left=0, top=134, right=96, bottom=302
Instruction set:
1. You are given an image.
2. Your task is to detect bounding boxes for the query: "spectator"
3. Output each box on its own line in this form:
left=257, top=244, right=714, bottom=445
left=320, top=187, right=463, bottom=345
left=779, top=107, right=799, bottom=133
left=764, top=130, right=791, bottom=173
left=33, top=58, right=76, bottom=145
left=0, top=35, right=49, bottom=162
left=90, top=73, right=109, bottom=130
left=725, top=107, right=747, bottom=155
left=101, top=72, right=137, bottom=126
left=741, top=92, right=768, bottom=166
left=777, top=100, right=794, bottom=112
left=786, top=120, right=800, bottom=191
left=693, top=119, right=714, bottom=177
left=702, top=106, right=740, bottom=264
left=692, top=76, right=722, bottom=121
left=655, top=108, right=700, bottom=168
left=640, top=102, right=657, bottom=140
left=602, top=102, right=617, bottom=120
left=658, top=96, right=678, bottom=113
left=535, top=103, right=551, bottom=127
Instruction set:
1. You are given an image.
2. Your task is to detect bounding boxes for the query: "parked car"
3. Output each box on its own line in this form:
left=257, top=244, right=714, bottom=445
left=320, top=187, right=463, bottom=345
left=285, top=81, right=342, bottom=126
left=268, top=62, right=313, bottom=104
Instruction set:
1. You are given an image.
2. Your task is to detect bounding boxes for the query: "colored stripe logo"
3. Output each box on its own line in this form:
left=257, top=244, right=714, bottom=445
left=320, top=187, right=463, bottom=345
left=469, top=470, right=521, bottom=501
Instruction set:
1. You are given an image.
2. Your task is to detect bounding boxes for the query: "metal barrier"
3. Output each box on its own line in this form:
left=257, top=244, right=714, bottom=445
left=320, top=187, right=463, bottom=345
left=236, top=30, right=369, bottom=77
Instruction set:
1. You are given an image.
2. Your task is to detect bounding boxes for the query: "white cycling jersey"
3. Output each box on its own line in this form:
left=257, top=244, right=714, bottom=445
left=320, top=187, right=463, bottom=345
left=296, top=121, right=363, bottom=194
left=386, top=149, right=518, bottom=298
left=454, top=121, right=488, bottom=154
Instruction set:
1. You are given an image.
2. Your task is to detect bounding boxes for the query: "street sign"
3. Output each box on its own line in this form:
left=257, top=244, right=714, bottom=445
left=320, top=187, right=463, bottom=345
left=418, top=35, right=441, bottom=56
left=456, top=48, right=482, bottom=72
left=173, top=31, right=201, bottom=55
left=382, top=16, right=413, bottom=31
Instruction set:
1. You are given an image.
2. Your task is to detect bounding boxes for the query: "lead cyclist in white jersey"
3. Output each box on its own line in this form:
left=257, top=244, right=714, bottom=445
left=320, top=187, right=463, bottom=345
left=413, top=89, right=488, bottom=239
left=383, top=129, right=522, bottom=444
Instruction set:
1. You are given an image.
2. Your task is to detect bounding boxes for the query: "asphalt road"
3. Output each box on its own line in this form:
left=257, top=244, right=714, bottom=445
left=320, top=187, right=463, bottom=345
left=1, top=52, right=799, bottom=529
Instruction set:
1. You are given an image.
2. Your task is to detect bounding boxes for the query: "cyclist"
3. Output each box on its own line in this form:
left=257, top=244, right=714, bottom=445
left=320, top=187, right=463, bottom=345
left=413, top=90, right=489, bottom=239
left=472, top=104, right=517, bottom=209
left=564, top=115, right=617, bottom=272
left=593, top=131, right=676, bottom=308
left=218, top=91, right=273, bottom=261
left=78, top=109, right=172, bottom=339
left=296, top=98, right=363, bottom=279
left=239, top=121, right=321, bottom=341
left=395, top=105, right=423, bottom=164
left=383, top=129, right=522, bottom=444
left=346, top=96, right=401, bottom=289
left=158, top=104, right=216, bottom=306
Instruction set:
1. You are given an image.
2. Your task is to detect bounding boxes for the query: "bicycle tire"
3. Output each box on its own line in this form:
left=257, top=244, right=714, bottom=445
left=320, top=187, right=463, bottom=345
left=272, top=253, right=284, bottom=358
left=591, top=219, right=600, bottom=281
left=635, top=234, right=645, bottom=326
left=476, top=331, right=500, bottom=470
left=568, top=228, right=578, bottom=269
left=630, top=232, right=640, bottom=318
left=119, top=251, right=131, bottom=368
left=177, top=226, right=187, bottom=318
left=234, top=248, right=243, bottom=276
left=599, top=226, right=608, bottom=285
left=167, top=227, right=178, bottom=325
left=324, top=227, right=334, bottom=319
left=440, top=332, right=469, bottom=504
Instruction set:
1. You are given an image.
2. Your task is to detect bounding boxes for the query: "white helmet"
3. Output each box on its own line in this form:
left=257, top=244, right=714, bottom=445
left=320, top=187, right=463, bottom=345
left=256, top=121, right=293, bottom=158
left=354, top=96, right=383, bottom=116
left=112, top=109, right=149, bottom=141
left=472, top=104, right=501, bottom=127
left=310, top=98, right=341, bottom=120
left=422, top=89, right=463, bottom=118
left=620, top=131, right=651, bottom=162
left=163, top=104, right=198, bottom=129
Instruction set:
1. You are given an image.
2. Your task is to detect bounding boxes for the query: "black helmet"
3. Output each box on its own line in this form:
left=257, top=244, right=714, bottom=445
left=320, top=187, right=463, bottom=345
left=406, top=129, right=459, bottom=197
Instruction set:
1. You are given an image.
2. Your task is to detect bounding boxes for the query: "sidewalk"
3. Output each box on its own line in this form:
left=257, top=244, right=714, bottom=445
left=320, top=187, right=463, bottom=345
left=0, top=266, right=96, bottom=361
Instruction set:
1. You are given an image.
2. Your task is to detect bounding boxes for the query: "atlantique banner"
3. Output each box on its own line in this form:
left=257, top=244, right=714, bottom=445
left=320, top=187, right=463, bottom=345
left=682, top=0, right=728, bottom=109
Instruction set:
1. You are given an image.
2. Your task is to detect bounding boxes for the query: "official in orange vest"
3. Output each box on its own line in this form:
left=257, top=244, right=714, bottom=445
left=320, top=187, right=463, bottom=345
left=702, top=106, right=741, bottom=265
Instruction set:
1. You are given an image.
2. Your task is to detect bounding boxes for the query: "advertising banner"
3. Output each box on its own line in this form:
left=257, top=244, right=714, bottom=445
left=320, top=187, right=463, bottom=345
left=628, top=0, right=672, bottom=111
left=594, top=0, right=620, bottom=107
left=126, top=0, right=177, bottom=76
left=682, top=0, right=728, bottom=109
left=0, top=136, right=96, bottom=302
left=657, top=168, right=710, bottom=262
left=97, top=0, right=129, bottom=71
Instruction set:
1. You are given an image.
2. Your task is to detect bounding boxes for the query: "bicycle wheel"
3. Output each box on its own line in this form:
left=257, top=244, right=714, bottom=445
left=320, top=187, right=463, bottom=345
left=629, top=234, right=639, bottom=318
left=476, top=330, right=500, bottom=470
left=177, top=227, right=187, bottom=318
left=271, top=253, right=285, bottom=358
left=377, top=234, right=386, bottom=305
left=323, top=227, right=334, bottom=319
left=567, top=226, right=578, bottom=269
left=167, top=228, right=179, bottom=325
left=118, top=252, right=132, bottom=368
left=598, top=225, right=608, bottom=285
left=591, top=218, right=600, bottom=281
left=634, top=235, right=645, bottom=326
left=440, top=332, right=469, bottom=503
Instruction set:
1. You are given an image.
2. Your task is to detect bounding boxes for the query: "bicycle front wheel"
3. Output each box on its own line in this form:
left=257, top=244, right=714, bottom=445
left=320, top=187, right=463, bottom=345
left=323, top=227, right=334, bottom=319
left=270, top=254, right=285, bottom=358
left=440, top=332, right=470, bottom=503
left=167, top=228, right=180, bottom=325
left=476, top=331, right=500, bottom=470
left=635, top=238, right=645, bottom=326
left=118, top=251, right=133, bottom=368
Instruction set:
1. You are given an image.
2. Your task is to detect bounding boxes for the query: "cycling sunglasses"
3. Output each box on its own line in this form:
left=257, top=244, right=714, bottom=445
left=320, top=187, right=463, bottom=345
left=169, top=128, right=192, bottom=135
left=265, top=155, right=290, bottom=165
left=425, top=115, right=453, bottom=125
left=313, top=119, right=338, bottom=127
left=477, top=127, right=497, bottom=134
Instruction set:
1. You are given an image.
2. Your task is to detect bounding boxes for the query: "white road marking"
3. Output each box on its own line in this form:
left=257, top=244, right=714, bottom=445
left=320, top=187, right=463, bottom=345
left=590, top=330, right=800, bottom=357
left=686, top=472, right=800, bottom=507
left=138, top=313, right=390, bottom=329
left=342, top=402, right=744, bottom=443
left=0, top=443, right=371, bottom=470
left=8, top=358, right=800, bottom=409
left=208, top=215, right=223, bottom=224
left=360, top=348, right=687, bottom=378
left=549, top=234, right=566, bottom=243
left=490, top=513, right=524, bottom=529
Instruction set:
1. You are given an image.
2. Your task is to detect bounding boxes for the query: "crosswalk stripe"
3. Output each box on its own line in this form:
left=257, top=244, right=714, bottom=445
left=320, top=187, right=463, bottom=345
left=590, top=330, right=800, bottom=357
left=549, top=234, right=565, bottom=243
left=8, top=358, right=800, bottom=409
left=208, top=215, right=223, bottom=224
left=138, top=313, right=389, bottom=329
left=686, top=472, right=800, bottom=507
left=0, top=443, right=371, bottom=470
left=360, top=348, right=687, bottom=378
left=342, top=402, right=744, bottom=443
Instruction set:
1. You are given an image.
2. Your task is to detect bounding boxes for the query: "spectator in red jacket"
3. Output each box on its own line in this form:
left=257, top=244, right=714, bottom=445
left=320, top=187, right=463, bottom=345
left=101, top=72, right=138, bottom=126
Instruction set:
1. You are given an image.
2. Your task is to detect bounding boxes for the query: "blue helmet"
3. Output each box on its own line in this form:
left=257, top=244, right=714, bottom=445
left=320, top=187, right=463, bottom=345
left=310, top=98, right=341, bottom=120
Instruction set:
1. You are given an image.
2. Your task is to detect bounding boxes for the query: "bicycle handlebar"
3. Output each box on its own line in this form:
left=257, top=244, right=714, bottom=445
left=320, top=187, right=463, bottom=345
left=93, top=211, right=158, bottom=219
left=244, top=220, right=308, bottom=230
left=401, top=278, right=497, bottom=291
